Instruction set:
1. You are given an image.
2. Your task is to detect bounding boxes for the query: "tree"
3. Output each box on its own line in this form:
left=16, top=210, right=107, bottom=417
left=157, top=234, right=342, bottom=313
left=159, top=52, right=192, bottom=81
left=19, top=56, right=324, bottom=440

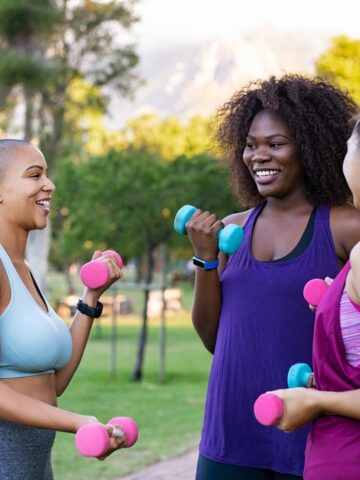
left=0, top=0, right=60, bottom=139
left=316, top=35, right=360, bottom=105
left=104, top=112, right=216, bottom=160
left=52, top=148, right=238, bottom=379
left=0, top=0, right=141, bottom=287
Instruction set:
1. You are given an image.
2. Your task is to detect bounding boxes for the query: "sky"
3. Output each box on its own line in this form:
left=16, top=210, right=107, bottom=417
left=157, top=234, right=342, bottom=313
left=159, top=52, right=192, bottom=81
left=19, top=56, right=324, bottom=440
left=133, top=0, right=359, bottom=50
left=107, top=0, right=359, bottom=127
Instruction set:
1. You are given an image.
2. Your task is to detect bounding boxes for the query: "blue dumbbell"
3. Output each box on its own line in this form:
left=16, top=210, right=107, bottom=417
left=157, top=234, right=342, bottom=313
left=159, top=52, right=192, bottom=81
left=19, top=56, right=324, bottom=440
left=174, top=204, right=244, bottom=255
left=287, top=363, right=313, bottom=388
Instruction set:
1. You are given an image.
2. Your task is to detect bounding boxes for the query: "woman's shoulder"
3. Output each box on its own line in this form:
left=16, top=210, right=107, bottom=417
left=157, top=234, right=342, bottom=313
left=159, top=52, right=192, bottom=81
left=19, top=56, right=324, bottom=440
left=222, top=207, right=256, bottom=228
left=330, top=203, right=360, bottom=260
left=330, top=203, right=360, bottom=229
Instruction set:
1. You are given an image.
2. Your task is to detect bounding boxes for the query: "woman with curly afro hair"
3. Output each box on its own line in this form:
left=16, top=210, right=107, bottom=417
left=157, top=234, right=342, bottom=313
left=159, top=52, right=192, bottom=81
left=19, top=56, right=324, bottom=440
left=184, top=75, right=360, bottom=479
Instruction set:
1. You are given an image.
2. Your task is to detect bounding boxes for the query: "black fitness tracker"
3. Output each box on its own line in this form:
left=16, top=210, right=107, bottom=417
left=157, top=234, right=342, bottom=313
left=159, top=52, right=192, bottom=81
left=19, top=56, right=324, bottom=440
left=192, top=255, right=219, bottom=270
left=76, top=298, right=103, bottom=318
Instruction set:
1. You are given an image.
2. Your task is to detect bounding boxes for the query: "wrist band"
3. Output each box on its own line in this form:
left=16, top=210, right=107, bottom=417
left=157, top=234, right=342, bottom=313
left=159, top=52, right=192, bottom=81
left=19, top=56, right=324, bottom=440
left=76, top=298, right=103, bottom=318
left=192, top=255, right=219, bottom=270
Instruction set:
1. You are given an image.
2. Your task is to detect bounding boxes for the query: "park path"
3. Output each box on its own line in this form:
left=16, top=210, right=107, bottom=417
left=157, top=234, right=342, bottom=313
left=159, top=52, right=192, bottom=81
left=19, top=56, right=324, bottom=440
left=114, top=449, right=198, bottom=480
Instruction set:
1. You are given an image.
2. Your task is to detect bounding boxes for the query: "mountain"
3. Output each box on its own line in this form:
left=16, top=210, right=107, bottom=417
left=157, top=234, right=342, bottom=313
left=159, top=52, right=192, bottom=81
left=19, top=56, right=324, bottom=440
left=106, top=29, right=334, bottom=128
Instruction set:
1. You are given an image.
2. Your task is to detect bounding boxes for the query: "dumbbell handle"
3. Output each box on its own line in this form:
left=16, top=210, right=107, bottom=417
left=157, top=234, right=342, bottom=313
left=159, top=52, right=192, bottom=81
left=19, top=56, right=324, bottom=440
left=75, top=416, right=138, bottom=458
left=80, top=249, right=123, bottom=289
left=254, top=393, right=285, bottom=426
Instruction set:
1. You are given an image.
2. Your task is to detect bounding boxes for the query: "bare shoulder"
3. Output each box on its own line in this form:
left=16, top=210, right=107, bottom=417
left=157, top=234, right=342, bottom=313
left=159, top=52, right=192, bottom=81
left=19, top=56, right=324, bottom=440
left=331, top=203, right=360, bottom=233
left=222, top=208, right=254, bottom=228
left=330, top=204, right=360, bottom=257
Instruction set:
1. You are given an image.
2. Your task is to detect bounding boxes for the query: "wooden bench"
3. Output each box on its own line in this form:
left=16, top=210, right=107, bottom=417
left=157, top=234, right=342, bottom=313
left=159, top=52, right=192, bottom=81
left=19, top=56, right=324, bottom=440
left=147, top=288, right=182, bottom=318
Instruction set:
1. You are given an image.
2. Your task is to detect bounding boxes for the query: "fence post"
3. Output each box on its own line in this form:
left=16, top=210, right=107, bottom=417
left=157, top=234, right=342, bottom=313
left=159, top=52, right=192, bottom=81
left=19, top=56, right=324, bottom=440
left=110, top=287, right=117, bottom=376
left=159, top=244, right=167, bottom=383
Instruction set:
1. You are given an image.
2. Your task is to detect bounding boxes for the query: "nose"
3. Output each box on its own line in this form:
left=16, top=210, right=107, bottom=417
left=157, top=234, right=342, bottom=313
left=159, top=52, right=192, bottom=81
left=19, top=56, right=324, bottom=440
left=252, top=145, right=270, bottom=162
left=43, top=177, right=56, bottom=193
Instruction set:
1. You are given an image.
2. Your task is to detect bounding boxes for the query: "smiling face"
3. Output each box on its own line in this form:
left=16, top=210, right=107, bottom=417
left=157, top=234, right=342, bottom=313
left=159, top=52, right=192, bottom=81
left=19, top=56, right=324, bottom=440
left=0, top=144, right=55, bottom=231
left=343, top=120, right=360, bottom=208
left=243, top=109, right=306, bottom=200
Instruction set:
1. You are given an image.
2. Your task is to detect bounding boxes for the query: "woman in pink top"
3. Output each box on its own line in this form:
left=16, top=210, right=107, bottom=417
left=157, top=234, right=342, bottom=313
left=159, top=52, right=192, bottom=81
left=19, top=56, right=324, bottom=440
left=268, top=116, right=360, bottom=480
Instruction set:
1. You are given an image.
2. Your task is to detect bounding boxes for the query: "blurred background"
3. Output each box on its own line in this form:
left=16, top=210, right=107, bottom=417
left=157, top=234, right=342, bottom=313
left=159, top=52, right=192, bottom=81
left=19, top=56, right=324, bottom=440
left=0, top=1, right=359, bottom=478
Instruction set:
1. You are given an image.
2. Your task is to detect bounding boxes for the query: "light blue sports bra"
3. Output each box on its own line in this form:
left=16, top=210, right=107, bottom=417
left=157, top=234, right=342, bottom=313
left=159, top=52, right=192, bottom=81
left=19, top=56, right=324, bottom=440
left=0, top=244, right=72, bottom=378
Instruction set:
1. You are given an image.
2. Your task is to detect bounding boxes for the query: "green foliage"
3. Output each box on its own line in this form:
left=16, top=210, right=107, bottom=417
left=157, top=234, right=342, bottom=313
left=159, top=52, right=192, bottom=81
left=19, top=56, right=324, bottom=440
left=51, top=148, right=238, bottom=268
left=120, top=112, right=215, bottom=160
left=0, top=0, right=140, bottom=168
left=316, top=35, right=360, bottom=105
left=0, top=51, right=50, bottom=89
left=0, top=0, right=59, bottom=40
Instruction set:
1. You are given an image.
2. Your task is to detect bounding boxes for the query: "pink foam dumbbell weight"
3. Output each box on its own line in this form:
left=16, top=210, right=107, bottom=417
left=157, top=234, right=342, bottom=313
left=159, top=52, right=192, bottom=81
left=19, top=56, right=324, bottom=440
left=80, top=249, right=123, bottom=289
left=253, top=393, right=285, bottom=426
left=75, top=416, right=138, bottom=457
left=303, top=278, right=329, bottom=307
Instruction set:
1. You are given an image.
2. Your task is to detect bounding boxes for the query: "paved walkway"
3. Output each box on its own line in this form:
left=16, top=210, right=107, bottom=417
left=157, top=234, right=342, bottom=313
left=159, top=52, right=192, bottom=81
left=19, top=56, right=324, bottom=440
left=115, top=449, right=198, bottom=480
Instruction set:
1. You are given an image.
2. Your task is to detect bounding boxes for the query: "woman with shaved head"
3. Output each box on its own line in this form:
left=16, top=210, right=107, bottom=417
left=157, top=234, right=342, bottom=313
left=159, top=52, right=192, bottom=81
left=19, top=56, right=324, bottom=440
left=0, top=140, right=124, bottom=479
left=186, top=75, right=360, bottom=479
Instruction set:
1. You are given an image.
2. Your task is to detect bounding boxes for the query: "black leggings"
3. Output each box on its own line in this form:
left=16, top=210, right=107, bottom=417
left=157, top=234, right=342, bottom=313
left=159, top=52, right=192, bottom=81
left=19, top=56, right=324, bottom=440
left=196, top=455, right=303, bottom=480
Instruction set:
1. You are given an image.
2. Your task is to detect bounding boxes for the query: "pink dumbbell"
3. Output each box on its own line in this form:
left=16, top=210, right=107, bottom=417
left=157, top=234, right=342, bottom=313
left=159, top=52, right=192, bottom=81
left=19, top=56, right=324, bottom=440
left=253, top=393, right=285, bottom=426
left=75, top=416, right=138, bottom=457
left=80, top=249, right=123, bottom=289
left=303, top=278, right=329, bottom=307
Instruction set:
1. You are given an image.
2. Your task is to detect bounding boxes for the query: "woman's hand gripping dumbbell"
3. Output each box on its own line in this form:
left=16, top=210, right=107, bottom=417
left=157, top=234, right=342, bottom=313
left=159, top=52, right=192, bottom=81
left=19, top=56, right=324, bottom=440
left=80, top=250, right=123, bottom=289
left=75, top=416, right=138, bottom=458
left=174, top=205, right=244, bottom=255
left=254, top=363, right=314, bottom=426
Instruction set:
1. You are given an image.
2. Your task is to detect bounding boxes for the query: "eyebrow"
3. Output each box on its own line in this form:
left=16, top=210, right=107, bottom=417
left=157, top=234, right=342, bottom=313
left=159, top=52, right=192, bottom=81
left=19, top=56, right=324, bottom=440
left=25, top=164, right=45, bottom=171
left=246, top=134, right=289, bottom=139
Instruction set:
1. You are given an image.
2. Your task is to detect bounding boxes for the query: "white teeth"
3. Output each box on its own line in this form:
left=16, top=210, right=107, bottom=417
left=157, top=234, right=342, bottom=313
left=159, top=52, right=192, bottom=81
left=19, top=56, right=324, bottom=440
left=36, top=200, right=50, bottom=209
left=255, top=170, right=279, bottom=177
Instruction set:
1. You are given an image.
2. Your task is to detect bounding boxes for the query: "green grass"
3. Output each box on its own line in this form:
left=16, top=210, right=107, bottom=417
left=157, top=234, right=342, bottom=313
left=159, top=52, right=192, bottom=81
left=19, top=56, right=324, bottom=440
left=52, top=324, right=211, bottom=480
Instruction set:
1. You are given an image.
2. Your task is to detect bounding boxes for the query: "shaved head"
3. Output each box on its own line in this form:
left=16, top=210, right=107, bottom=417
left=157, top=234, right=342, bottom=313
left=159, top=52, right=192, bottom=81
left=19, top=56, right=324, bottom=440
left=0, top=139, right=37, bottom=181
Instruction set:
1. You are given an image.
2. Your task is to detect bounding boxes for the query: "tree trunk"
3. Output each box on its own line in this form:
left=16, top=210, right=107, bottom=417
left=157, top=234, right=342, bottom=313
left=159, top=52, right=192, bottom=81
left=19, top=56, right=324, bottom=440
left=63, top=261, right=75, bottom=295
left=159, top=244, right=167, bottom=383
left=132, top=244, right=154, bottom=381
left=23, top=85, right=34, bottom=141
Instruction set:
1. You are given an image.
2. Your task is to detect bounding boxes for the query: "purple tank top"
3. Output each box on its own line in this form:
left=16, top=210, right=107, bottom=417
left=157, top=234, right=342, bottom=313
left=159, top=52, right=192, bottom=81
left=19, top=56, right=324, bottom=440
left=199, top=203, right=339, bottom=475
left=305, top=261, right=360, bottom=480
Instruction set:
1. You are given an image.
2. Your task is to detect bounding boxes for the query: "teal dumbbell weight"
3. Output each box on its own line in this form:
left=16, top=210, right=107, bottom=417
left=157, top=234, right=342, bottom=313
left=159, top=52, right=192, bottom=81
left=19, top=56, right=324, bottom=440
left=287, top=363, right=313, bottom=388
left=174, top=205, right=244, bottom=255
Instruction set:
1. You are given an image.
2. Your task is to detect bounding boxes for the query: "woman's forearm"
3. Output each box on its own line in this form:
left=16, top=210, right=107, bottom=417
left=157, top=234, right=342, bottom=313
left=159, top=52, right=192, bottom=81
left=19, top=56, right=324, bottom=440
left=317, top=389, right=360, bottom=420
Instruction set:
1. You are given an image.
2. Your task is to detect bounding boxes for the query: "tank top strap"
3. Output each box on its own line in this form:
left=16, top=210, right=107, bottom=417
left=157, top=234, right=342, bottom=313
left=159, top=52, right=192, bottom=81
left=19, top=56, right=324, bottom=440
left=243, top=202, right=266, bottom=232
left=313, top=204, right=337, bottom=253
left=314, top=204, right=330, bottom=222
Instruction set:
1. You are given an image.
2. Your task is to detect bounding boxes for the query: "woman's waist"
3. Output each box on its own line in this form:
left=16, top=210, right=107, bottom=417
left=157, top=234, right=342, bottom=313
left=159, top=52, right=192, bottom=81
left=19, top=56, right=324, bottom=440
left=1, top=373, right=57, bottom=406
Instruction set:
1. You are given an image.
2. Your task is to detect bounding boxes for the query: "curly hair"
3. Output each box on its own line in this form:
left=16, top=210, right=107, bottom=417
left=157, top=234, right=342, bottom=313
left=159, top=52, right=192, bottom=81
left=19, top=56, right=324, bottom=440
left=216, top=74, right=358, bottom=208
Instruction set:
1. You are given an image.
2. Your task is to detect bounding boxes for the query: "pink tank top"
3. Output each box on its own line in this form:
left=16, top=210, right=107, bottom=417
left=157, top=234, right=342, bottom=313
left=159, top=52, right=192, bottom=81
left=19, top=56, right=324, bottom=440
left=340, top=290, right=360, bottom=367
left=305, top=261, right=360, bottom=480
